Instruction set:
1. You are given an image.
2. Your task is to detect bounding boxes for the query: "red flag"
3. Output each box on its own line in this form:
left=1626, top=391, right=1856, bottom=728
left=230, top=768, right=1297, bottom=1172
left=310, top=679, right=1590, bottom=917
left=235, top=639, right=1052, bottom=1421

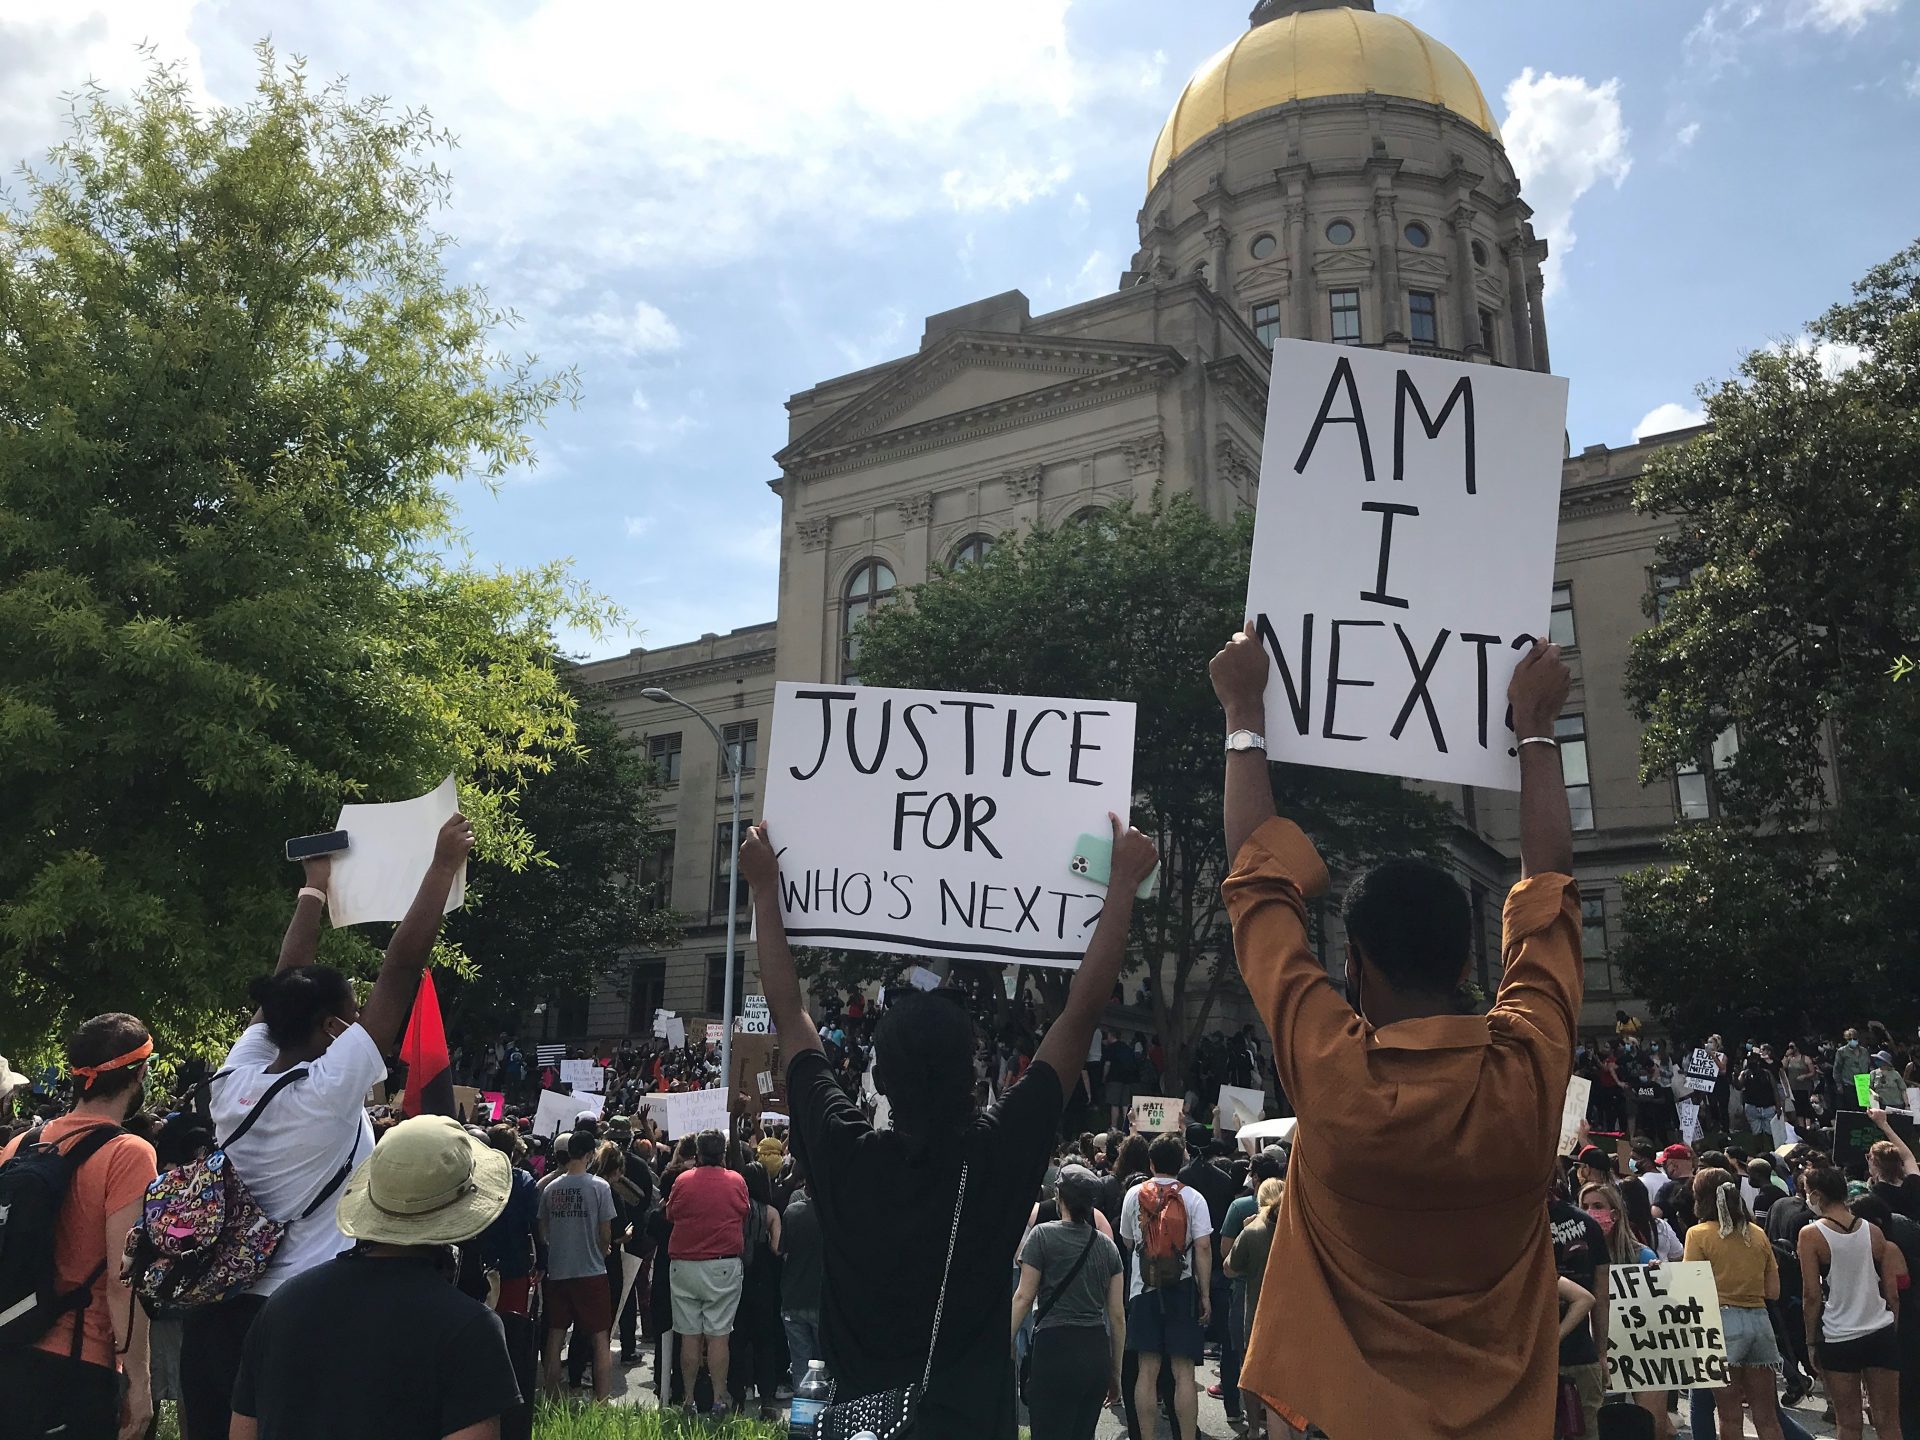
left=399, top=970, right=455, bottom=1119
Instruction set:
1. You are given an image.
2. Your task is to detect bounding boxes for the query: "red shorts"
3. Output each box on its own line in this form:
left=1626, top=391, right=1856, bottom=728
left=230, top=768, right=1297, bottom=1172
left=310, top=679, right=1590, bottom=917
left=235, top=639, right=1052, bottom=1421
left=495, top=1276, right=534, bottom=1317
left=545, top=1274, right=613, bottom=1336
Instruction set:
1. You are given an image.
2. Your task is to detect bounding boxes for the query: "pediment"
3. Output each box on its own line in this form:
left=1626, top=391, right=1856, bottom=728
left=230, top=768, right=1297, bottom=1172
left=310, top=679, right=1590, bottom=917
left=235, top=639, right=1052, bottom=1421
left=1312, top=250, right=1374, bottom=278
left=777, top=329, right=1185, bottom=474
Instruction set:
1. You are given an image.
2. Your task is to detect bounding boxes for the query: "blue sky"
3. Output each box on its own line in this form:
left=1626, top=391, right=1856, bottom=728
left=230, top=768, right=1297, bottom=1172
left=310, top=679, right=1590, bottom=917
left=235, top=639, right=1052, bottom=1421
left=5, top=0, right=1915, bottom=659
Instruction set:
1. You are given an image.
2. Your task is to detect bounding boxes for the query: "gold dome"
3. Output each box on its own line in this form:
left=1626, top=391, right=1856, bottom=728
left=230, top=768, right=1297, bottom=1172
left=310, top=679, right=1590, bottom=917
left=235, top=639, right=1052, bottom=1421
left=1147, top=7, right=1500, bottom=190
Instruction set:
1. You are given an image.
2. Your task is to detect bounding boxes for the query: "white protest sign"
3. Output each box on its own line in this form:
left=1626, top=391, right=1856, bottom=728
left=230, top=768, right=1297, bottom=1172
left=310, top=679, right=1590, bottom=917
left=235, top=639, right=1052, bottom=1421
left=328, top=775, right=468, bottom=927
left=1558, top=1075, right=1592, bottom=1156
left=1217, top=1085, right=1265, bottom=1132
left=642, top=1087, right=730, bottom=1139
left=1132, top=1096, right=1184, bottom=1135
left=1245, top=340, right=1569, bottom=790
left=560, top=1060, right=604, bottom=1094
left=736, top=1013, right=771, bottom=1036
left=1682, top=1049, right=1718, bottom=1095
left=744, top=995, right=768, bottom=1013
left=763, top=683, right=1136, bottom=967
left=653, top=1012, right=686, bottom=1048
left=907, top=966, right=941, bottom=992
left=705, top=1023, right=725, bottom=1046
left=756, top=1071, right=775, bottom=1095
left=1604, top=1261, right=1728, bottom=1393
left=534, top=1088, right=601, bottom=1138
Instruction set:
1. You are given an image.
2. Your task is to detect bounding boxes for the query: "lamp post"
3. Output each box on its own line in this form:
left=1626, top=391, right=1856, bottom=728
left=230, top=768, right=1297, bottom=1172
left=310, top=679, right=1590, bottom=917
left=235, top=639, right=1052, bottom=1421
left=641, top=687, right=742, bottom=1105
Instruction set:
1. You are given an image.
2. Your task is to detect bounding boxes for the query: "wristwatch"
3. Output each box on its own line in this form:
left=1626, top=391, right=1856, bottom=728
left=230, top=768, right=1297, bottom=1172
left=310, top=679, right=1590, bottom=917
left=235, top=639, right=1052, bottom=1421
left=1225, top=730, right=1267, bottom=754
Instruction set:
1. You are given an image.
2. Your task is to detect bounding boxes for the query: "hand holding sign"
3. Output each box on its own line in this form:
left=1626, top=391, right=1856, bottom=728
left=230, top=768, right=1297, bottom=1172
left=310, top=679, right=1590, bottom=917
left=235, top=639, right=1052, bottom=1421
left=1210, top=624, right=1271, bottom=732
left=1509, top=639, right=1572, bottom=741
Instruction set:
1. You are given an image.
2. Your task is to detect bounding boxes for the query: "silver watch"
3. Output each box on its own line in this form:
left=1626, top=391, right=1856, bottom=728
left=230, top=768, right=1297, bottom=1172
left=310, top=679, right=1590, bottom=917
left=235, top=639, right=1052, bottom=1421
left=1225, top=729, right=1267, bottom=753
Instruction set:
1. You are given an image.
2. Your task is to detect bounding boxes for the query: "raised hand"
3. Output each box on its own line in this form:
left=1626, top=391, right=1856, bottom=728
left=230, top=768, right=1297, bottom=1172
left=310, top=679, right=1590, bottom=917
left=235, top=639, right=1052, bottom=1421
left=433, top=811, right=475, bottom=872
left=740, top=822, right=780, bottom=897
left=1509, top=639, right=1571, bottom=740
left=1209, top=623, right=1270, bottom=729
left=1108, top=812, right=1159, bottom=895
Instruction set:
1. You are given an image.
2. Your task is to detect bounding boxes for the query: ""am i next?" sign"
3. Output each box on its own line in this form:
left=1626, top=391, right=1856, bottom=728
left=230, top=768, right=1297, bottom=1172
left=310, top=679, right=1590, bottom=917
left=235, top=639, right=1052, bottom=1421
left=1246, top=340, right=1570, bottom=791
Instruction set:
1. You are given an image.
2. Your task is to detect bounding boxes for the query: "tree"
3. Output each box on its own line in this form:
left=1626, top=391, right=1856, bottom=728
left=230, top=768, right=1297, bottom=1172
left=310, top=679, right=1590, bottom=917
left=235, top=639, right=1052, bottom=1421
left=0, top=50, right=613, bottom=1050
left=445, top=700, right=679, bottom=1033
left=1617, top=239, right=1920, bottom=1032
left=852, top=494, right=1452, bottom=1084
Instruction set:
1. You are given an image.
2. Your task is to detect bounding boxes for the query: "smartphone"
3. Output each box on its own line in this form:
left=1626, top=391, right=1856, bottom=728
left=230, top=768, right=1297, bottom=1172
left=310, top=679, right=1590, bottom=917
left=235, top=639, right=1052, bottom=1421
left=285, top=830, right=350, bottom=862
left=1069, top=834, right=1159, bottom=899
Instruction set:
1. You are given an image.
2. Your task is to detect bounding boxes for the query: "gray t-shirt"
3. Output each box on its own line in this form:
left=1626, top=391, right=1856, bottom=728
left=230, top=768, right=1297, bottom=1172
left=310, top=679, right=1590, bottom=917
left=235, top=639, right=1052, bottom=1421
left=1019, top=1220, right=1122, bottom=1332
left=539, top=1172, right=616, bottom=1281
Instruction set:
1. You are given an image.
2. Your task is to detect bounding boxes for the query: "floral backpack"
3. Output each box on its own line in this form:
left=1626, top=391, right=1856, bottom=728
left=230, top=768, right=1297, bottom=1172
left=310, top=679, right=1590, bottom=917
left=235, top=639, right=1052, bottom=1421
left=130, top=1067, right=357, bottom=1310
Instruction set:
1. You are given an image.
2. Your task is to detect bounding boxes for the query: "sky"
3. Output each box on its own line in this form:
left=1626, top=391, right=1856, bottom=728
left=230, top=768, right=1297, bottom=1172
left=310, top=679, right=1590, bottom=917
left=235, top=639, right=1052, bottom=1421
left=4, top=0, right=1915, bottom=660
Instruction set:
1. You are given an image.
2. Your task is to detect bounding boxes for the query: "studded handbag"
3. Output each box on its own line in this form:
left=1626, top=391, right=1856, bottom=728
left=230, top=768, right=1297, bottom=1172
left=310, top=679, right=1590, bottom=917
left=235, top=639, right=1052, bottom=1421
left=817, top=1160, right=969, bottom=1440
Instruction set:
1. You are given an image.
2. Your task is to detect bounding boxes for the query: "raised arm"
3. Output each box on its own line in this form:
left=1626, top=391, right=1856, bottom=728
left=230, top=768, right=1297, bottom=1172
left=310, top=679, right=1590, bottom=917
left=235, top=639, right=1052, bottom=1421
left=358, top=812, right=473, bottom=1053
left=1210, top=626, right=1275, bottom=864
left=1869, top=1108, right=1917, bottom=1174
left=1511, top=641, right=1574, bottom=879
left=252, top=854, right=331, bottom=1025
left=739, top=823, right=824, bottom=1065
left=1033, top=815, right=1158, bottom=1085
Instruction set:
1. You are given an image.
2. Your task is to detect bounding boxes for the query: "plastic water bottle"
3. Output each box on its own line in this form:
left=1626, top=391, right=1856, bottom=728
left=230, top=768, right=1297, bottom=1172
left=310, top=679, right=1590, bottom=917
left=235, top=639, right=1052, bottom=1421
left=790, top=1359, right=831, bottom=1438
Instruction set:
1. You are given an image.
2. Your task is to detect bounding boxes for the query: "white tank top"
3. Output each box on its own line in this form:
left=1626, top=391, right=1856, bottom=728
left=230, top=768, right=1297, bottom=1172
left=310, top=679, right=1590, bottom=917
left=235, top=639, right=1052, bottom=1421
left=1819, top=1217, right=1896, bottom=1342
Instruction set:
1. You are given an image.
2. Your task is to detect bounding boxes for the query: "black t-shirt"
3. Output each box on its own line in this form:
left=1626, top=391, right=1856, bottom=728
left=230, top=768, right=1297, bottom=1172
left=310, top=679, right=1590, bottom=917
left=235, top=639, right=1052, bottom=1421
left=788, top=1047, right=1062, bottom=1440
left=1655, top=1176, right=1698, bottom=1233
left=1178, top=1157, right=1239, bottom=1245
left=1549, top=1199, right=1607, bottom=1368
left=233, top=1251, right=519, bottom=1440
left=1871, top=1174, right=1920, bottom=1223
left=1739, top=1061, right=1778, bottom=1108
left=781, top=1189, right=824, bottom=1313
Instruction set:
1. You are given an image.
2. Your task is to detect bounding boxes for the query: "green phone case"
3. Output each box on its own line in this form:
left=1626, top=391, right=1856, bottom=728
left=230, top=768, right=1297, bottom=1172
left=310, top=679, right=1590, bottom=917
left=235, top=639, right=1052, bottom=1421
left=1069, top=833, right=1159, bottom=899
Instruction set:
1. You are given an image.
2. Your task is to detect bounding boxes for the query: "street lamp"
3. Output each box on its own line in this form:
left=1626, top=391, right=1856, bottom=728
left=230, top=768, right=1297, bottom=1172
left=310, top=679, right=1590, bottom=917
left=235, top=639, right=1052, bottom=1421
left=641, top=687, right=742, bottom=1103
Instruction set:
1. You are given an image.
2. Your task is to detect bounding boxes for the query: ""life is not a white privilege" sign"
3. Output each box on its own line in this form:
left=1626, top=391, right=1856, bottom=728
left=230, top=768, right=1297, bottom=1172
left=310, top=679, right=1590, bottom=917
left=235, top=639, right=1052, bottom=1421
left=762, top=683, right=1136, bottom=967
left=1246, top=340, right=1570, bottom=791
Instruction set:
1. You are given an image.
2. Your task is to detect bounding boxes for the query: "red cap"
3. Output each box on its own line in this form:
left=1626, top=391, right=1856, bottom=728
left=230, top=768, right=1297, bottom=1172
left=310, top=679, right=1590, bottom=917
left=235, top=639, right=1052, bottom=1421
left=1660, top=1144, right=1693, bottom=1163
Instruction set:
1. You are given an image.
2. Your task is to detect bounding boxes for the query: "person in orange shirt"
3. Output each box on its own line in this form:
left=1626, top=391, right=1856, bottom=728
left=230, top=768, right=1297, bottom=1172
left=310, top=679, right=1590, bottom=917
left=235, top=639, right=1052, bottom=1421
left=0, top=1012, right=160, bottom=1440
left=1210, top=629, right=1580, bottom=1440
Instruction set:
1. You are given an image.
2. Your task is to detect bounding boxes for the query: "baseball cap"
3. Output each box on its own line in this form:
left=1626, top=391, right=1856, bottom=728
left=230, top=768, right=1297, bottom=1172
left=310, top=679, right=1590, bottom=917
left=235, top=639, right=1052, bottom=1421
left=1572, top=1145, right=1612, bottom=1173
left=1660, top=1144, right=1693, bottom=1163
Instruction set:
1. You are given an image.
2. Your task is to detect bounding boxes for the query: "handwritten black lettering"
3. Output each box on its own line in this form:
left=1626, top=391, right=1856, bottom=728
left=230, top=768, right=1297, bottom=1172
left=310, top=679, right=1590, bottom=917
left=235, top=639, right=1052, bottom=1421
left=1323, top=619, right=1383, bottom=742
left=1359, top=502, right=1419, bottom=609
left=1254, top=612, right=1314, bottom=735
left=1294, top=355, right=1376, bottom=484
left=1394, top=369, right=1476, bottom=495
left=1389, top=625, right=1451, bottom=751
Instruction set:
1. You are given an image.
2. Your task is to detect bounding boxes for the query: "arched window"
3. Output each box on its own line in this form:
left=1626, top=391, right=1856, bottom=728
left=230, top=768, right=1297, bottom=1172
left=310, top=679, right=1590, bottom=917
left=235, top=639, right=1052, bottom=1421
left=842, top=558, right=896, bottom=684
left=1068, top=505, right=1108, bottom=526
left=949, top=534, right=995, bottom=568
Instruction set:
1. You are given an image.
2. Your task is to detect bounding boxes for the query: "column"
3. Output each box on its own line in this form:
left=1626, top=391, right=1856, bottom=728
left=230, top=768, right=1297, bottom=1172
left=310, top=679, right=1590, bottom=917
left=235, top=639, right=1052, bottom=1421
left=1372, top=192, right=1401, bottom=338
left=1362, top=201, right=1389, bottom=340
left=895, top=495, right=932, bottom=582
left=1526, top=257, right=1552, bottom=373
left=1205, top=225, right=1233, bottom=310
left=1449, top=204, right=1478, bottom=354
left=1504, top=240, right=1535, bottom=371
left=1285, top=199, right=1311, bottom=340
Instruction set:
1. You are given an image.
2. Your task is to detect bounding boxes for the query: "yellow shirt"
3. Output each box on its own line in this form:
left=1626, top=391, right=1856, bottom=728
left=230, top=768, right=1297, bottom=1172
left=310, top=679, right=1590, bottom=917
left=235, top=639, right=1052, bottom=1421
left=1683, top=1222, right=1777, bottom=1308
left=1224, top=819, right=1581, bottom=1440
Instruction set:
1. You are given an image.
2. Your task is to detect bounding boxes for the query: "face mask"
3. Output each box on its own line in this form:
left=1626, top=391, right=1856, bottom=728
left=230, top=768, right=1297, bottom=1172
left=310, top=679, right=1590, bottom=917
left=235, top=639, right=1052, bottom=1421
left=1585, top=1206, right=1616, bottom=1234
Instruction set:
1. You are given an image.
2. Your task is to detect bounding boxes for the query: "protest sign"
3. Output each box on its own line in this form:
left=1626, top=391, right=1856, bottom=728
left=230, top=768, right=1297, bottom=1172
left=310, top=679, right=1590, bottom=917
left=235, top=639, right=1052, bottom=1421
left=328, top=776, right=468, bottom=927
left=761, top=1112, right=788, bottom=1128
left=1682, top=1049, right=1718, bottom=1096
left=705, top=1023, right=725, bottom=1046
left=736, top=1013, right=771, bottom=1036
left=1132, top=1096, right=1183, bottom=1135
left=1245, top=341, right=1569, bottom=791
left=1604, top=1261, right=1728, bottom=1393
left=480, top=1090, right=505, bottom=1123
left=1557, top=1075, right=1592, bottom=1156
left=560, top=1060, right=603, bottom=1094
left=642, top=1087, right=730, bottom=1139
left=653, top=1011, right=686, bottom=1048
left=1836, top=1108, right=1920, bottom=1171
left=762, top=682, right=1137, bottom=966
left=756, top=1071, right=774, bottom=1095
left=534, top=1088, right=602, bottom=1137
left=907, top=966, right=941, bottom=992
left=1217, top=1085, right=1265, bottom=1132
left=1856, top=1074, right=1875, bottom=1108
left=452, top=1085, right=481, bottom=1121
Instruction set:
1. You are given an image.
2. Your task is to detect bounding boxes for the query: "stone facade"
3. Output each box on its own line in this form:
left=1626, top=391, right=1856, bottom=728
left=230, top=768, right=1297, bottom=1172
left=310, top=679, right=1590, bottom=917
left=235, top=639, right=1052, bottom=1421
left=566, top=0, right=1699, bottom=1039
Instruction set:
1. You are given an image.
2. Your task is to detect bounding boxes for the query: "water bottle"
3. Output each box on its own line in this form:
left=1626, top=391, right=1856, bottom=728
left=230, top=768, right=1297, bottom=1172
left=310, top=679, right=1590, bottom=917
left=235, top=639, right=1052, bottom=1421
left=790, top=1359, right=831, bottom=1438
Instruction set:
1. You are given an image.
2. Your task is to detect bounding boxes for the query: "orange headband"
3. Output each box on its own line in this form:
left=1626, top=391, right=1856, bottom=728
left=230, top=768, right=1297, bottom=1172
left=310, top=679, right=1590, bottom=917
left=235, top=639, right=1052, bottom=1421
left=71, top=1038, right=153, bottom=1089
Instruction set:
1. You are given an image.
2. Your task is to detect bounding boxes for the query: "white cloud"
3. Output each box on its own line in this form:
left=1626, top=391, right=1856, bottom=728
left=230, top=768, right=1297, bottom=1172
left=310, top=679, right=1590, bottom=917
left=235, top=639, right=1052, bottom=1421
left=1676, top=121, right=1703, bottom=147
left=1792, top=0, right=1901, bottom=32
left=1905, top=59, right=1920, bottom=96
left=1633, top=402, right=1708, bottom=440
left=1775, top=333, right=1870, bottom=376
left=1687, top=0, right=1901, bottom=72
left=0, top=1, right=204, bottom=165
left=624, top=515, right=654, bottom=539
left=567, top=298, right=683, bottom=357
left=941, top=161, right=1073, bottom=212
left=830, top=308, right=910, bottom=373
left=1686, top=0, right=1768, bottom=72
left=1500, top=70, right=1633, bottom=292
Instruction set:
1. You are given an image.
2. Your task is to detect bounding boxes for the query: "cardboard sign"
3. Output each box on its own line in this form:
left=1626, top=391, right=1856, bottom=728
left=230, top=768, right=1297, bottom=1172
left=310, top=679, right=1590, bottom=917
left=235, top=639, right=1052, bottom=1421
left=1132, top=1096, right=1184, bottom=1135
left=762, top=682, right=1137, bottom=967
left=328, top=775, right=468, bottom=927
left=1682, top=1049, right=1718, bottom=1095
left=1217, top=1085, right=1265, bottom=1132
left=1604, top=1261, right=1728, bottom=1393
left=1558, top=1075, right=1592, bottom=1156
left=1245, top=341, right=1570, bottom=791
left=641, top=1087, right=729, bottom=1140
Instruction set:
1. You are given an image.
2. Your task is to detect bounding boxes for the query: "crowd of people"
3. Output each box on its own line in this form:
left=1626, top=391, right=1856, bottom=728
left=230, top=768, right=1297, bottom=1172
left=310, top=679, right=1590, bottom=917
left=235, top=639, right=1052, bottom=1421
left=3, top=631, right=1917, bottom=1440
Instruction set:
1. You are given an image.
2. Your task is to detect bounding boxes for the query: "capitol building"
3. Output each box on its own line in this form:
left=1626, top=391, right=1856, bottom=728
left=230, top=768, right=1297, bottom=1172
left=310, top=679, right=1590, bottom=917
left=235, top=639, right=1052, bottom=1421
left=570, top=0, right=1703, bottom=1041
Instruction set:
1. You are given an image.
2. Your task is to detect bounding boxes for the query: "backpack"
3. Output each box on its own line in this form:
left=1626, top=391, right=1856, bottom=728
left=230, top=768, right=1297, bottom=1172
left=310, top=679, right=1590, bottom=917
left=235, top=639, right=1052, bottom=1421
left=0, top=1123, right=125, bottom=1356
left=129, top=1067, right=356, bottom=1311
left=1136, top=1182, right=1191, bottom=1289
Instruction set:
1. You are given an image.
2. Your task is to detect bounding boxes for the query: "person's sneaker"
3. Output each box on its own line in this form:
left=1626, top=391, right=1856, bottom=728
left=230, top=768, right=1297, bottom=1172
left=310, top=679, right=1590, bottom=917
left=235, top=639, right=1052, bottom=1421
left=708, top=1399, right=732, bottom=1423
left=680, top=1401, right=700, bottom=1422
left=1208, top=1383, right=1226, bottom=1398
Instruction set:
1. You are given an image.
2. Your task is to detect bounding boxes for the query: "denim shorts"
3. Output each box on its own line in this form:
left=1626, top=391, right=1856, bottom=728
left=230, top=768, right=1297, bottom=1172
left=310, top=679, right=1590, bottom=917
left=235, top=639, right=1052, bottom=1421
left=1722, top=1304, right=1781, bottom=1367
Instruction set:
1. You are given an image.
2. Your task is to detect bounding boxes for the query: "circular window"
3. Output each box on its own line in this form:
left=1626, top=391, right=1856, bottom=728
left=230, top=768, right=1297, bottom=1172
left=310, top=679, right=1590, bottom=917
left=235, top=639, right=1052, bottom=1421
left=1250, top=233, right=1277, bottom=260
left=1325, top=219, right=1355, bottom=246
left=1404, top=222, right=1431, bottom=248
left=1472, top=239, right=1489, bottom=267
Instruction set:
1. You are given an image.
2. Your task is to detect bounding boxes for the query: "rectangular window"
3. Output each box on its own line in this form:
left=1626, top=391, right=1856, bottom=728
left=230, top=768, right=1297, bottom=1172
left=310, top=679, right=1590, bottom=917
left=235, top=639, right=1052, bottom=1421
left=1549, top=581, right=1577, bottom=649
left=627, top=958, right=666, bottom=1035
left=1330, top=289, right=1362, bottom=346
left=1555, top=714, right=1595, bottom=832
left=1479, top=307, right=1499, bottom=358
left=1409, top=290, right=1438, bottom=345
left=723, top=721, right=759, bottom=776
left=706, top=951, right=746, bottom=1017
left=1676, top=725, right=1739, bottom=821
left=1582, top=896, right=1613, bottom=993
left=647, top=732, right=682, bottom=785
left=1651, top=566, right=1699, bottom=624
left=712, top=822, right=747, bottom=916
left=636, top=832, right=675, bottom=914
left=1251, top=301, right=1281, bottom=350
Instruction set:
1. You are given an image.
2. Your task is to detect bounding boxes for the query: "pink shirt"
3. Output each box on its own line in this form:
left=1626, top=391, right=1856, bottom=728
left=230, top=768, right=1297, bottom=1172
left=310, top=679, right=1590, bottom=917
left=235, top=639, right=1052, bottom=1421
left=666, top=1165, right=749, bottom=1260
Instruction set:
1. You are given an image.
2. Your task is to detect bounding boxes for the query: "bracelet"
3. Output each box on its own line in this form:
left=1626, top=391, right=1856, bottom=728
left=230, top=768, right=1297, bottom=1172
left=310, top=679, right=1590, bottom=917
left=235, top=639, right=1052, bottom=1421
left=298, top=886, right=328, bottom=905
left=1518, top=735, right=1559, bottom=751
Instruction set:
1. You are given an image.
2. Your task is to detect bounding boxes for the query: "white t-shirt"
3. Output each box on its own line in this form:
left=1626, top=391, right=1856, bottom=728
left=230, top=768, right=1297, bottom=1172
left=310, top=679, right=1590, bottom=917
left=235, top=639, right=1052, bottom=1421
left=1118, top=1176, right=1213, bottom=1300
left=210, top=1022, right=384, bottom=1296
